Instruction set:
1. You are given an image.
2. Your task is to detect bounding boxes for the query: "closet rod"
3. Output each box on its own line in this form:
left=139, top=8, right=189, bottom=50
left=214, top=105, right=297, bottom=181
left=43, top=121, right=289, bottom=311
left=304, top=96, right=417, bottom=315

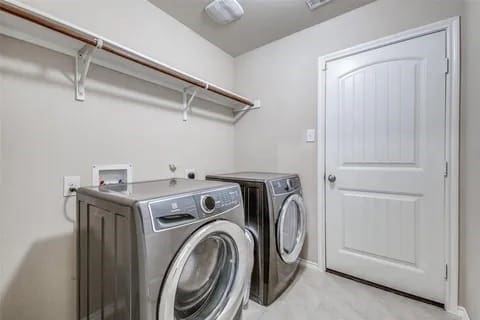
left=0, top=1, right=255, bottom=107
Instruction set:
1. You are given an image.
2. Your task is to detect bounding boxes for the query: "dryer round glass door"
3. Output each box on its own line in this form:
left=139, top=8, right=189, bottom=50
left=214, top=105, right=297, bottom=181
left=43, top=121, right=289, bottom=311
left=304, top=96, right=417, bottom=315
left=277, top=194, right=306, bottom=264
left=158, top=220, right=249, bottom=320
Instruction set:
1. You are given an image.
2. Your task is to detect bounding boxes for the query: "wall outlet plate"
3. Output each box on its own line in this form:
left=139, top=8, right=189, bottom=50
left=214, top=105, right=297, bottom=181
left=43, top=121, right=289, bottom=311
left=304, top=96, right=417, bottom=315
left=64, top=176, right=80, bottom=197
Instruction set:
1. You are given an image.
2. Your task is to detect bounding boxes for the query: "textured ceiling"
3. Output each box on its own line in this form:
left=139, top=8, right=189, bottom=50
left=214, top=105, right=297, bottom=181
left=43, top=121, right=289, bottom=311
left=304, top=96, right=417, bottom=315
left=148, top=0, right=376, bottom=56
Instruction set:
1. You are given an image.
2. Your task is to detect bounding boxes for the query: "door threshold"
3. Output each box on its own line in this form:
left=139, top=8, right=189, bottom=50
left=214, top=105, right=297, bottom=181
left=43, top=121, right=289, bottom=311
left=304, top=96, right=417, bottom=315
left=326, top=269, right=444, bottom=309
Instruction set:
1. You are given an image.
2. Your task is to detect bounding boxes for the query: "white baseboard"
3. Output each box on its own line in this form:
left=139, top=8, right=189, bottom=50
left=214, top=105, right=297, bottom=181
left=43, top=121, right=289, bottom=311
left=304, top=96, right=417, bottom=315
left=456, top=307, right=470, bottom=320
left=299, top=258, right=322, bottom=271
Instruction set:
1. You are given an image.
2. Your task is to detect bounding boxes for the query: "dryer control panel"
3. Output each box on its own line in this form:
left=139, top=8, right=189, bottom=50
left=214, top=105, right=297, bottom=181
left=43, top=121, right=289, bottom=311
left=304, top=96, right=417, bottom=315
left=271, top=176, right=301, bottom=195
left=148, top=186, right=241, bottom=231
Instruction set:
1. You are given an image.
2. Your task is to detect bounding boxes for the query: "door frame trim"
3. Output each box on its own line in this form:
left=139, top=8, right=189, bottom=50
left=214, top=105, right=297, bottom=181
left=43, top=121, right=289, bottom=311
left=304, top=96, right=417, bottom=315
left=316, top=17, right=460, bottom=313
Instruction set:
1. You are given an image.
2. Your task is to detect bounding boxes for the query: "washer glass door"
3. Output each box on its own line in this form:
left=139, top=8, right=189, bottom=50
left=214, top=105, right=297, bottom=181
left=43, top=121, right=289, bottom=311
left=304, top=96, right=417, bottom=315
left=158, top=220, right=249, bottom=320
left=277, top=194, right=307, bottom=264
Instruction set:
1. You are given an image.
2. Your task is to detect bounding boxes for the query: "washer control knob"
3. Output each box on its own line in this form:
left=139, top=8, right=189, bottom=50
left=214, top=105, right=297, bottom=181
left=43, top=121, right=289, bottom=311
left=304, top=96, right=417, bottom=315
left=201, top=195, right=216, bottom=213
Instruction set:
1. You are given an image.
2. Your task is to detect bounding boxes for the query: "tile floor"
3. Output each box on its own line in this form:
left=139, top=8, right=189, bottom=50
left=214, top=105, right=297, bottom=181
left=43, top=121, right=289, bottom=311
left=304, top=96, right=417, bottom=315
left=243, top=266, right=459, bottom=320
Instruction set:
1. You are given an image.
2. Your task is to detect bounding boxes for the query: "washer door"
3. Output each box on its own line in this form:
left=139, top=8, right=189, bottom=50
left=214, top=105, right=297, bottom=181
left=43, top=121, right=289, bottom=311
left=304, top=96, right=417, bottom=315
left=277, top=194, right=307, bottom=264
left=158, top=220, right=249, bottom=320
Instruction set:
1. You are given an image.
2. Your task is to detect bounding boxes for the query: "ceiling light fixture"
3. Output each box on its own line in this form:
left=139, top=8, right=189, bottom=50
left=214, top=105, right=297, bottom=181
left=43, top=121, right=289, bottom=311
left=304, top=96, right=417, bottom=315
left=305, top=0, right=333, bottom=11
left=205, top=0, right=245, bottom=24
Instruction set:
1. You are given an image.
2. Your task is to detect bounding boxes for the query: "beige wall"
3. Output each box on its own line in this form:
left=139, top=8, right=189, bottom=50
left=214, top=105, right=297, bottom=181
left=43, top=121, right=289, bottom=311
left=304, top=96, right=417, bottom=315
left=0, top=1, right=236, bottom=319
left=233, top=0, right=480, bottom=316
left=459, top=1, right=480, bottom=318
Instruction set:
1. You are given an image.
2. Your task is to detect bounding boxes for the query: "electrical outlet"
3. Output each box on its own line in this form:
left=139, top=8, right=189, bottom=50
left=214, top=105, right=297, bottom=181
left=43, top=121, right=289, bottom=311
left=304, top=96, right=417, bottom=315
left=185, top=169, right=196, bottom=180
left=64, top=176, right=80, bottom=197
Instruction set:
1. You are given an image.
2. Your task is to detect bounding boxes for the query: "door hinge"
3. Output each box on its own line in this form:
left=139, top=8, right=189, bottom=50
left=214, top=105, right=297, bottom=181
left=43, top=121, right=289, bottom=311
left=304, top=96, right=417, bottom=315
left=444, top=57, right=450, bottom=74
left=445, top=264, right=448, bottom=280
left=444, top=161, right=449, bottom=178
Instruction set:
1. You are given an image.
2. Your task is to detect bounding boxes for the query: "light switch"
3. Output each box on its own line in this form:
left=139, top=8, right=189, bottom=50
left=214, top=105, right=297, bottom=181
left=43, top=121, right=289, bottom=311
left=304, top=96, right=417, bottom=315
left=306, top=129, right=316, bottom=143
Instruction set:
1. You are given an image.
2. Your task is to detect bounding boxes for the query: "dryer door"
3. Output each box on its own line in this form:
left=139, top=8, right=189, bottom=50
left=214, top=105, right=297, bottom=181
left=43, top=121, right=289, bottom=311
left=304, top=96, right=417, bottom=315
left=277, top=194, right=307, bottom=264
left=158, top=220, right=249, bottom=320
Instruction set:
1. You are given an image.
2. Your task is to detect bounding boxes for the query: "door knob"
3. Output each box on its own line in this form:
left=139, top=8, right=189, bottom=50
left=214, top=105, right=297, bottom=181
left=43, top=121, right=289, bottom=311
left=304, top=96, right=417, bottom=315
left=327, top=174, right=336, bottom=183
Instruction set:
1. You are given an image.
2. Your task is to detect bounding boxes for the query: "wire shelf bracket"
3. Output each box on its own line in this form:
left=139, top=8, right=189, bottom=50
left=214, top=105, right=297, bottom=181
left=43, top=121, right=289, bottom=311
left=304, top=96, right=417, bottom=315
left=75, top=39, right=103, bottom=101
left=182, top=87, right=198, bottom=121
left=233, top=100, right=261, bottom=123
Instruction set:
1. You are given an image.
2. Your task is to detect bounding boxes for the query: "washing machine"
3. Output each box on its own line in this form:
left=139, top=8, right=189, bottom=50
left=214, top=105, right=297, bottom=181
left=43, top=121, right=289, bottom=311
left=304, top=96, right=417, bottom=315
left=76, top=178, right=253, bottom=320
left=206, top=172, right=306, bottom=306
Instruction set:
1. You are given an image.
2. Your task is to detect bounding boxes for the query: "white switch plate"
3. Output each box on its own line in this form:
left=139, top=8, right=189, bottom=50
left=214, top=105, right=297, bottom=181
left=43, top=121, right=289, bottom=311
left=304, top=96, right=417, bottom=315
left=64, top=176, right=80, bottom=197
left=306, top=129, right=316, bottom=142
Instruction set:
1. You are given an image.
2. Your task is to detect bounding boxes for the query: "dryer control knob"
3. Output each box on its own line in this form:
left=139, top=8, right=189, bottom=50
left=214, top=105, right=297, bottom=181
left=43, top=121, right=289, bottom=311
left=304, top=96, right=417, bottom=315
left=201, top=195, right=216, bottom=213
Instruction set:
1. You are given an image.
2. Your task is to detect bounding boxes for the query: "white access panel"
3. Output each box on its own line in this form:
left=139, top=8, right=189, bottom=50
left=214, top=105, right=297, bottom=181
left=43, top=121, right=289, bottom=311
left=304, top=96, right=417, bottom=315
left=92, top=164, right=133, bottom=186
left=325, top=31, right=447, bottom=303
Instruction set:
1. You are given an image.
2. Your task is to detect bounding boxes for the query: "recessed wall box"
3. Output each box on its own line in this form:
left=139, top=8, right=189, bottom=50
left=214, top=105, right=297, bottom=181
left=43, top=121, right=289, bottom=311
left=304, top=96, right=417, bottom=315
left=92, top=164, right=133, bottom=186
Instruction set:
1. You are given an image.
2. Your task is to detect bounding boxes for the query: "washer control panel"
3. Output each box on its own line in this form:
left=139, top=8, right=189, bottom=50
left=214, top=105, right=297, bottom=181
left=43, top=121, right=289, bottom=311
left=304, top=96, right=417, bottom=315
left=148, top=186, right=241, bottom=231
left=271, top=176, right=301, bottom=195
left=196, top=186, right=241, bottom=215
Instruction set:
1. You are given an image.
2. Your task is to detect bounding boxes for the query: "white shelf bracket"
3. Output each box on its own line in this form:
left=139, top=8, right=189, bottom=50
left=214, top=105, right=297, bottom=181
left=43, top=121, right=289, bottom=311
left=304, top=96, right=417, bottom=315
left=233, top=99, right=261, bottom=123
left=75, top=39, right=103, bottom=101
left=182, top=87, right=198, bottom=121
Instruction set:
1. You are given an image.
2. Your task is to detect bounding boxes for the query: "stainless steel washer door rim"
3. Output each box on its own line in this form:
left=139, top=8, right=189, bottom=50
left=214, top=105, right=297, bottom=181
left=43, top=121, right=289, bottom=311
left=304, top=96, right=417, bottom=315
left=158, top=220, right=249, bottom=320
left=277, top=194, right=306, bottom=264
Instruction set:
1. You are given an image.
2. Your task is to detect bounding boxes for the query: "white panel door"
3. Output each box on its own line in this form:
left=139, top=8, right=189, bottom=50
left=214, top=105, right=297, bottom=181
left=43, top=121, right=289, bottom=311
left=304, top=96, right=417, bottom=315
left=325, top=31, right=447, bottom=303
